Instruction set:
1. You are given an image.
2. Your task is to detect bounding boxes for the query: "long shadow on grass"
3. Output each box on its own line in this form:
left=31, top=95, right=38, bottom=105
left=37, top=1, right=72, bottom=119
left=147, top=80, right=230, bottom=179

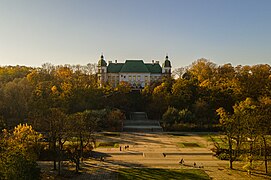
left=117, top=168, right=210, bottom=180
left=95, top=132, right=173, bottom=146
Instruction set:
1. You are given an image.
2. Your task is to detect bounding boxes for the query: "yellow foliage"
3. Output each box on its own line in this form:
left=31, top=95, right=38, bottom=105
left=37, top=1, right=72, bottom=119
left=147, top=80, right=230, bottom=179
left=51, top=85, right=58, bottom=94
left=13, top=123, right=43, bottom=144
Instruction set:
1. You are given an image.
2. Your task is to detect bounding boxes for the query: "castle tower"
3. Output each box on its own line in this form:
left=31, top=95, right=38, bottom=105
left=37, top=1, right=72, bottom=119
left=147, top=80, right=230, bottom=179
left=97, top=54, right=107, bottom=86
left=162, top=55, right=172, bottom=76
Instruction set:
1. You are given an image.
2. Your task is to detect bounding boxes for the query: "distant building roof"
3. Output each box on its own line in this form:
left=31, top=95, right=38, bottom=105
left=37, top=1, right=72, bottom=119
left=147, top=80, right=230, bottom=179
left=107, top=63, right=124, bottom=73
left=145, top=63, right=162, bottom=74
left=120, top=60, right=149, bottom=73
left=106, top=60, right=162, bottom=74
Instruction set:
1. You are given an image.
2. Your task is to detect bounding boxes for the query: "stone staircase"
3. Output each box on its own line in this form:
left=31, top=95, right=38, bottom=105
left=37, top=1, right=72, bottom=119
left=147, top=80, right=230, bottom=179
left=123, top=112, right=163, bottom=132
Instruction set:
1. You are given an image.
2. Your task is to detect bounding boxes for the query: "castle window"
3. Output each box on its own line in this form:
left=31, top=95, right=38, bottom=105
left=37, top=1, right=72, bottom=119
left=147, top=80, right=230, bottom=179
left=145, top=76, right=148, bottom=82
left=137, top=75, right=141, bottom=81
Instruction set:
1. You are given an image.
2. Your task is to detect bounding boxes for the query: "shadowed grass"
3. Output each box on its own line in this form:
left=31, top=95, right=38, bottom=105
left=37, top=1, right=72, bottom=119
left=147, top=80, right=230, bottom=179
left=96, top=142, right=119, bottom=148
left=117, top=168, right=210, bottom=180
left=167, top=133, right=188, bottom=136
left=177, top=142, right=202, bottom=148
left=102, top=132, right=121, bottom=137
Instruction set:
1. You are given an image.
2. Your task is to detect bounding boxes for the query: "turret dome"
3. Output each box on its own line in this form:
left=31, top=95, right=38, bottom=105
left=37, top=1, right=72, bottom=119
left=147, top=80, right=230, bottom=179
left=98, top=54, right=107, bottom=67
left=162, top=55, right=171, bottom=68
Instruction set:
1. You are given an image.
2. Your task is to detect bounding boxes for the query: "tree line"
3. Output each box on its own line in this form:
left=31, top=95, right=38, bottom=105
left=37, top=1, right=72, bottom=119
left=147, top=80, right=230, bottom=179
left=0, top=58, right=270, bottom=177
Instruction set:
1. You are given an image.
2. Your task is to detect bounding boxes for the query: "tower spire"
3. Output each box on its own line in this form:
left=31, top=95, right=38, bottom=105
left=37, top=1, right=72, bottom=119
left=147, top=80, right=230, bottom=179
left=165, top=53, right=169, bottom=60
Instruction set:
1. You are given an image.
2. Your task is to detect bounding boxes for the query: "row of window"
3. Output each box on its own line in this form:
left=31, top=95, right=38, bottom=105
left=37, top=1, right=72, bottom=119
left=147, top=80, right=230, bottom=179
left=99, top=74, right=161, bottom=82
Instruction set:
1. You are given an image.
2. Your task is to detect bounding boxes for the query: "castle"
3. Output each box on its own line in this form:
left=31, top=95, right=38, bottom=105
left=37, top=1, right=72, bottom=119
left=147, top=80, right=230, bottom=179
left=97, top=55, right=172, bottom=88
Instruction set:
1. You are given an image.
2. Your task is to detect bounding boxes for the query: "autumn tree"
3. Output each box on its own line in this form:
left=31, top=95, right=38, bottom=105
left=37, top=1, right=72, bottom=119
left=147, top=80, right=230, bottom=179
left=217, top=107, right=239, bottom=169
left=0, top=124, right=42, bottom=179
left=66, top=110, right=99, bottom=173
left=257, top=97, right=271, bottom=174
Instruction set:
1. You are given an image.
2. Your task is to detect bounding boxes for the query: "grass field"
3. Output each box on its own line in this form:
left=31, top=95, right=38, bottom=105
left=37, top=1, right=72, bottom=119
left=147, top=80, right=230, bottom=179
left=96, top=141, right=119, bottom=148
left=177, top=142, right=203, bottom=148
left=117, top=168, right=210, bottom=180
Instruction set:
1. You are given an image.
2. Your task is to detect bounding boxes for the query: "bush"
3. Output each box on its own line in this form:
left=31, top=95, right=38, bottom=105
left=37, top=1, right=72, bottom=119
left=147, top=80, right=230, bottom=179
left=162, top=107, right=180, bottom=125
left=0, top=149, right=41, bottom=180
left=106, top=109, right=125, bottom=131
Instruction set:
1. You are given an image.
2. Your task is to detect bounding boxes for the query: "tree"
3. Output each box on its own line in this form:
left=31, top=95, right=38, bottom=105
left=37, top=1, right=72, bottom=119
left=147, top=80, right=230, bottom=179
left=47, top=108, right=68, bottom=174
left=66, top=110, right=98, bottom=173
left=0, top=124, right=42, bottom=179
left=171, top=78, right=195, bottom=109
left=188, top=58, right=216, bottom=84
left=107, top=109, right=125, bottom=131
left=257, top=97, right=271, bottom=174
left=216, top=107, right=236, bottom=169
left=162, top=107, right=180, bottom=125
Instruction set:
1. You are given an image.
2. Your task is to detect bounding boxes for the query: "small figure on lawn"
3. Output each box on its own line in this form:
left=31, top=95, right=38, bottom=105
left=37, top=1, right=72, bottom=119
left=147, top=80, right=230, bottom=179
left=179, top=158, right=184, bottom=164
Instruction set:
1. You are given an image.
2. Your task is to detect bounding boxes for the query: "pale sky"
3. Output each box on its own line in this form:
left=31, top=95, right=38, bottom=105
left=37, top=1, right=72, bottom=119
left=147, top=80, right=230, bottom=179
left=0, top=0, right=271, bottom=68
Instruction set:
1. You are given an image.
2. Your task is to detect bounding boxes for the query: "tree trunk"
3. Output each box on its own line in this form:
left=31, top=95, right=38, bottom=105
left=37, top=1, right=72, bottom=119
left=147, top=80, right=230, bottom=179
left=263, top=136, right=268, bottom=174
left=75, top=157, right=79, bottom=173
left=58, top=138, right=61, bottom=176
left=53, top=137, right=57, bottom=170
left=249, top=138, right=253, bottom=167
left=80, top=133, right=83, bottom=159
left=229, top=138, right=233, bottom=169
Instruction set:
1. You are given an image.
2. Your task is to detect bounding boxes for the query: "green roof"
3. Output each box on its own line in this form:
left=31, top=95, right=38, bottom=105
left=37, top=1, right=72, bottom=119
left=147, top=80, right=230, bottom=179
left=120, top=60, right=150, bottom=73
left=107, top=63, right=124, bottom=73
left=98, top=55, right=107, bottom=66
left=98, top=59, right=107, bottom=66
left=146, top=64, right=162, bottom=74
left=106, top=60, right=162, bottom=73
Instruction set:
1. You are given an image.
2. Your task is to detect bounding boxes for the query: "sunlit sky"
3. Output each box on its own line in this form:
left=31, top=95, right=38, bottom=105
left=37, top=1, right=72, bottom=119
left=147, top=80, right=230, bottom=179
left=1, top=0, right=271, bottom=68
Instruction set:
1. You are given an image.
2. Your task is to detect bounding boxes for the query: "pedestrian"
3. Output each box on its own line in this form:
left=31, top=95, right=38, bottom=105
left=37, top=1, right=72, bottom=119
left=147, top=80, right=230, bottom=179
left=179, top=158, right=184, bottom=164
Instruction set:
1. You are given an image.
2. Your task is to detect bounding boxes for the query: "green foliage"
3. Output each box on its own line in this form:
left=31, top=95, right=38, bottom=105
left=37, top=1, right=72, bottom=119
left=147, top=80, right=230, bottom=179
left=162, top=107, right=180, bottom=125
left=0, top=149, right=41, bottom=180
left=216, top=97, right=271, bottom=171
left=96, top=142, right=119, bottom=148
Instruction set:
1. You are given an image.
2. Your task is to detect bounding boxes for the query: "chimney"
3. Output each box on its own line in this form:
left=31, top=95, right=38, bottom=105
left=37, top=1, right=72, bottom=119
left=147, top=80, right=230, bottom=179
left=115, top=60, right=117, bottom=64
left=155, top=61, right=159, bottom=64
left=108, top=61, right=112, bottom=64
left=152, top=60, right=154, bottom=65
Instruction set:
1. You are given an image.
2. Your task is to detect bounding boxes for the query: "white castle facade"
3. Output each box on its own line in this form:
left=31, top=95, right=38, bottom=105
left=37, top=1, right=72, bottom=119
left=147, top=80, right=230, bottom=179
left=97, top=55, right=172, bottom=88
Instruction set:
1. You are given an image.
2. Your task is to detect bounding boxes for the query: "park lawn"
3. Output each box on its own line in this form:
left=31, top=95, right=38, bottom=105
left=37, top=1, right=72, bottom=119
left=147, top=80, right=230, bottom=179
left=117, top=168, right=210, bottom=180
left=96, top=141, right=119, bottom=148
left=177, top=142, right=203, bottom=148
